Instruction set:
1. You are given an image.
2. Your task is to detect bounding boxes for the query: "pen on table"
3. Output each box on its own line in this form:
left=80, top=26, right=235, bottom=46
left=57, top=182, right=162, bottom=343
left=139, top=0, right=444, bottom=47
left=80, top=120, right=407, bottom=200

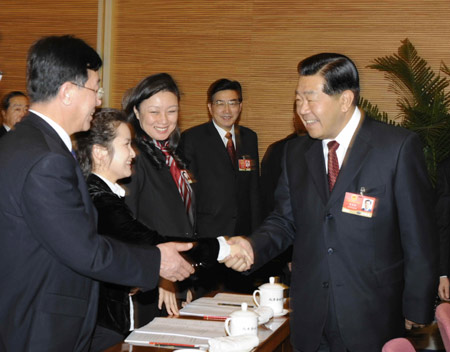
left=148, top=342, right=201, bottom=348
left=217, top=302, right=255, bottom=308
left=203, top=315, right=227, bottom=321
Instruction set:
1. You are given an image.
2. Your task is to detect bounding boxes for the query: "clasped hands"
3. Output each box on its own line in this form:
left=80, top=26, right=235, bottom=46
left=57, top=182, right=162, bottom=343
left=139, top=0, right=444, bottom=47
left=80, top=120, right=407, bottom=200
left=220, top=236, right=254, bottom=272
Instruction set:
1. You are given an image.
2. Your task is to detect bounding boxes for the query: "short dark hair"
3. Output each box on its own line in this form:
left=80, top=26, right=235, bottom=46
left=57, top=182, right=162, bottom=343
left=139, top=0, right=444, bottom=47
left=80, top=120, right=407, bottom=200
left=208, top=79, right=242, bottom=103
left=75, top=108, right=127, bottom=178
left=1, top=91, right=27, bottom=111
left=27, top=35, right=102, bottom=103
left=297, top=53, right=360, bottom=106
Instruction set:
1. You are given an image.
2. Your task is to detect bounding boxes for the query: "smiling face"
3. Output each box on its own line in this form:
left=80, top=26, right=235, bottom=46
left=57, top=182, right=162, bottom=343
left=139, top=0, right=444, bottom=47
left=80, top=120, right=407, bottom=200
left=70, top=69, right=102, bottom=133
left=101, top=122, right=136, bottom=183
left=134, top=91, right=178, bottom=141
left=208, top=89, right=242, bottom=132
left=1, top=95, right=29, bottom=128
left=295, top=74, right=353, bottom=140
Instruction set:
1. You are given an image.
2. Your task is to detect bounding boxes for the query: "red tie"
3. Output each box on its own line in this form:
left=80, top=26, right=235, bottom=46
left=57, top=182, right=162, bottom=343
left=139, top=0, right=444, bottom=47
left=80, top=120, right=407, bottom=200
left=156, top=141, right=193, bottom=223
left=225, top=132, right=236, bottom=164
left=327, top=141, right=340, bottom=192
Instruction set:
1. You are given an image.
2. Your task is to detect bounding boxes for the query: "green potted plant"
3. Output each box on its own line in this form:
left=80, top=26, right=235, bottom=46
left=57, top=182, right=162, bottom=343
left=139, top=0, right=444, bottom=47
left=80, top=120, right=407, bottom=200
left=360, top=39, right=450, bottom=184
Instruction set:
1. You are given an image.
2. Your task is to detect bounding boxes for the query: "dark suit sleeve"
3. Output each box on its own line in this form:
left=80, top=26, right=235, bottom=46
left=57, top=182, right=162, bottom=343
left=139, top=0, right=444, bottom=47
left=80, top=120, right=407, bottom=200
left=22, top=153, right=161, bottom=290
left=394, top=133, right=438, bottom=323
left=249, top=132, right=262, bottom=230
left=436, top=160, right=450, bottom=276
left=250, top=146, right=296, bottom=269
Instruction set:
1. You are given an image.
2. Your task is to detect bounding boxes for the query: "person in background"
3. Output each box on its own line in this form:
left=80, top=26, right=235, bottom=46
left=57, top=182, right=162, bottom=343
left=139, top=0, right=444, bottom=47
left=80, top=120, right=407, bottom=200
left=122, top=73, right=201, bottom=326
left=226, top=53, right=437, bottom=352
left=178, top=78, right=261, bottom=293
left=0, top=90, right=29, bottom=137
left=75, top=108, right=248, bottom=351
left=437, top=157, right=450, bottom=301
left=0, top=35, right=194, bottom=352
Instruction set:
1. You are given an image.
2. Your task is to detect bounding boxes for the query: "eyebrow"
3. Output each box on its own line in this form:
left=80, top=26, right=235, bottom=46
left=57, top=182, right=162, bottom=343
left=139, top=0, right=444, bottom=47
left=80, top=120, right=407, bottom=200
left=295, top=90, right=317, bottom=96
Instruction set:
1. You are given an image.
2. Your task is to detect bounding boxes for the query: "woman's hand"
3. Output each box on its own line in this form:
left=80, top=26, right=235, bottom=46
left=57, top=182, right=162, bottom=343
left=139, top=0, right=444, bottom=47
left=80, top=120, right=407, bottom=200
left=439, top=276, right=450, bottom=301
left=158, top=278, right=179, bottom=315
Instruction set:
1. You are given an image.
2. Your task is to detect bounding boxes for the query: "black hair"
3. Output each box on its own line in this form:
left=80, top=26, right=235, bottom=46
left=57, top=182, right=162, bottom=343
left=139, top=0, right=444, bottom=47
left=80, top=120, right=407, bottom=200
left=122, top=72, right=186, bottom=169
left=207, top=78, right=243, bottom=103
left=297, top=53, right=360, bottom=106
left=1, top=91, right=27, bottom=111
left=75, top=108, right=127, bottom=178
left=27, top=35, right=102, bottom=103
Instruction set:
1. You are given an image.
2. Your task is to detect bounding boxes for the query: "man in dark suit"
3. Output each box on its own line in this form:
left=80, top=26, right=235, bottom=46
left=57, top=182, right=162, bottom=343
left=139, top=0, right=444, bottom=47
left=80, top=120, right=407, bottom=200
left=178, top=79, right=261, bottom=292
left=0, top=35, right=194, bottom=352
left=436, top=157, right=450, bottom=301
left=0, top=90, right=29, bottom=137
left=178, top=79, right=261, bottom=239
left=227, top=53, right=438, bottom=351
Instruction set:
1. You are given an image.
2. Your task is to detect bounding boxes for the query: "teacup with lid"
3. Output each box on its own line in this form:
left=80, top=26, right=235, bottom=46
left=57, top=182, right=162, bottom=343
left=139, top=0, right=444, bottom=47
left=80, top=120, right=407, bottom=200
left=253, top=276, right=285, bottom=314
left=224, top=302, right=258, bottom=336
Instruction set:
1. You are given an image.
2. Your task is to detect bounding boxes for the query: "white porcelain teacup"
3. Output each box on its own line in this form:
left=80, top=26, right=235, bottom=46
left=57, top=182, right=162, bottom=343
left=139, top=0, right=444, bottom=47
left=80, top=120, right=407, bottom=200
left=252, top=276, right=285, bottom=314
left=224, top=302, right=258, bottom=336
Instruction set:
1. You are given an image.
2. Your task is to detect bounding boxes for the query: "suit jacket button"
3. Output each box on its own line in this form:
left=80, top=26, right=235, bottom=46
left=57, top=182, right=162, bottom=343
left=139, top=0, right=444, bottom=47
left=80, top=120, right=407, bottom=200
left=327, top=248, right=334, bottom=255
left=326, top=213, right=333, bottom=220
left=322, top=282, right=329, bottom=288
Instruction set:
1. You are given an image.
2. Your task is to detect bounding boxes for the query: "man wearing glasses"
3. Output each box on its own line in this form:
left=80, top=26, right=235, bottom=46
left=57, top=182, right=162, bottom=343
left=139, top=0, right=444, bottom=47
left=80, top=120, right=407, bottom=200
left=178, top=78, right=261, bottom=293
left=0, top=35, right=194, bottom=351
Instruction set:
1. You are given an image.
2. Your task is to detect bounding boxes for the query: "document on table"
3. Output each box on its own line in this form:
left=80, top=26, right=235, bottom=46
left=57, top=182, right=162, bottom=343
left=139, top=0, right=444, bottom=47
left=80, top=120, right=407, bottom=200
left=179, top=293, right=256, bottom=319
left=125, top=317, right=226, bottom=347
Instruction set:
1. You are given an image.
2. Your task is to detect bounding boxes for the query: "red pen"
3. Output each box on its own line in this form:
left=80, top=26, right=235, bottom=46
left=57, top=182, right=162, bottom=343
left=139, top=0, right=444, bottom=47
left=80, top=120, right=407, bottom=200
left=148, top=341, right=198, bottom=348
left=203, top=315, right=227, bottom=321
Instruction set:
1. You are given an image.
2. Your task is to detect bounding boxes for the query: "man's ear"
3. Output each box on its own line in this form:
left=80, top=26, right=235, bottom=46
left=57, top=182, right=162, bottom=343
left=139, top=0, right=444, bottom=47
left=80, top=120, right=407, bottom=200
left=60, top=82, right=74, bottom=105
left=207, top=103, right=213, bottom=116
left=340, top=90, right=355, bottom=112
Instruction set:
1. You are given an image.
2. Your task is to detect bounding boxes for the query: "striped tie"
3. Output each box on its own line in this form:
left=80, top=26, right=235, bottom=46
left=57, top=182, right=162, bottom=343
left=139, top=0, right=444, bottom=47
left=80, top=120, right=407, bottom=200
left=156, top=141, right=193, bottom=224
left=327, top=140, right=340, bottom=192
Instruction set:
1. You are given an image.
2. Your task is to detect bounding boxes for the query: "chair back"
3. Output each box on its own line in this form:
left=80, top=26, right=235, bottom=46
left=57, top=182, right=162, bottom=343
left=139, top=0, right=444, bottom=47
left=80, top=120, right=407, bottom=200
left=436, top=303, right=450, bottom=351
left=382, top=337, right=415, bottom=352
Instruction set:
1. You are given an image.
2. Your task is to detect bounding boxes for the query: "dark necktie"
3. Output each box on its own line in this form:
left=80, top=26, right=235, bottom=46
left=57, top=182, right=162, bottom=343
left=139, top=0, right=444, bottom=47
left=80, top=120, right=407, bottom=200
left=327, top=140, right=340, bottom=192
left=225, top=132, right=236, bottom=164
left=156, top=141, right=193, bottom=223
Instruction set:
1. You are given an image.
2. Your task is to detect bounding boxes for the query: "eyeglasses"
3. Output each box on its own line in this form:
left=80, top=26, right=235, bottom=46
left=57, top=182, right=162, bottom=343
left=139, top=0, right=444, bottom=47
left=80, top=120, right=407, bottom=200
left=70, top=82, right=104, bottom=100
left=212, top=100, right=241, bottom=109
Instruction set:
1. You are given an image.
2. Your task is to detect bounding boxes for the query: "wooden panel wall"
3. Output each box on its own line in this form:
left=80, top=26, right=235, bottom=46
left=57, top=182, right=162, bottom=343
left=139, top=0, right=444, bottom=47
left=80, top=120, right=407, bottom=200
left=0, top=0, right=98, bottom=101
left=112, top=0, right=450, bottom=158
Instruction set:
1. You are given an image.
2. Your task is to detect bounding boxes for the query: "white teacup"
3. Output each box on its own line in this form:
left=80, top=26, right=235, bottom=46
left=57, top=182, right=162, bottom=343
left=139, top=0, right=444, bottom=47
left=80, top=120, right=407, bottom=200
left=253, top=276, right=285, bottom=314
left=224, top=302, right=258, bottom=336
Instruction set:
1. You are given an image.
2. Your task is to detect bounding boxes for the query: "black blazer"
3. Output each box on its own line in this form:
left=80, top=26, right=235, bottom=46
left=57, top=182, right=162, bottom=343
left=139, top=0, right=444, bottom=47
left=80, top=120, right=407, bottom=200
left=0, top=113, right=161, bottom=352
left=436, top=157, right=450, bottom=276
left=88, top=174, right=219, bottom=335
left=0, top=125, right=7, bottom=138
left=250, top=116, right=438, bottom=351
left=178, top=122, right=261, bottom=238
left=124, top=142, right=195, bottom=238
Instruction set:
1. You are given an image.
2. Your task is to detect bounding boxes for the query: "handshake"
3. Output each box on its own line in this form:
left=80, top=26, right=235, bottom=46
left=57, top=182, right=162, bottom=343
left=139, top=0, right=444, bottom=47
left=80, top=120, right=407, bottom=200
left=157, top=236, right=254, bottom=282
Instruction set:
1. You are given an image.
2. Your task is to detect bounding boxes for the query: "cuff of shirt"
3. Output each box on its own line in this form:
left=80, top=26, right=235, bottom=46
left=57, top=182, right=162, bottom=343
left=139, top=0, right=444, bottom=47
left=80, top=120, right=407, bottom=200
left=217, top=236, right=231, bottom=261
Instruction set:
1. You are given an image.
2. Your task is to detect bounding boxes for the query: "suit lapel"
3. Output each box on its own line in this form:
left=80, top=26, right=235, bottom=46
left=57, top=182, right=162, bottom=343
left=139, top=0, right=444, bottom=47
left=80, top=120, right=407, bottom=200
left=206, top=121, right=235, bottom=170
left=328, top=116, right=373, bottom=205
left=305, top=139, right=328, bottom=205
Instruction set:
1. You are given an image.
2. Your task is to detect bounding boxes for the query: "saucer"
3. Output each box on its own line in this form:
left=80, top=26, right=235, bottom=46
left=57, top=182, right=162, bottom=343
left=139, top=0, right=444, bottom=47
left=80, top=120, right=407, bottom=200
left=273, top=309, right=289, bottom=317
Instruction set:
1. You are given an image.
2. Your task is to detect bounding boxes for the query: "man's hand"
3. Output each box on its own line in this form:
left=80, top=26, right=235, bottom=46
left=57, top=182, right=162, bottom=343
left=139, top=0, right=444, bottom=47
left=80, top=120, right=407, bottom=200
left=405, top=318, right=425, bottom=330
left=439, top=277, right=450, bottom=301
left=157, top=242, right=194, bottom=282
left=221, top=236, right=254, bottom=272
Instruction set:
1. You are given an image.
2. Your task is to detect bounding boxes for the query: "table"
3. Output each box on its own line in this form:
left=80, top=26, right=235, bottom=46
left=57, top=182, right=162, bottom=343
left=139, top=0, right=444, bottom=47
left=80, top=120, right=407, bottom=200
left=105, top=314, right=292, bottom=352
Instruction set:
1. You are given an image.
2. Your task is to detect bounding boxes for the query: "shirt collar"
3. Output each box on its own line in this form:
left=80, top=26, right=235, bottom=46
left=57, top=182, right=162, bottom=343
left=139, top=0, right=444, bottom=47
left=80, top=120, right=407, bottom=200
left=29, top=109, right=73, bottom=152
left=93, top=173, right=126, bottom=197
left=3, top=124, right=11, bottom=132
left=212, top=120, right=235, bottom=144
left=322, top=107, right=361, bottom=151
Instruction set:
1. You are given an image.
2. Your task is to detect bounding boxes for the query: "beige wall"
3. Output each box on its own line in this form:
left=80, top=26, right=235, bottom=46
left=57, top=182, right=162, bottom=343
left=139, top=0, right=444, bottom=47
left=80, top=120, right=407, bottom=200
left=1, top=0, right=449, bottom=157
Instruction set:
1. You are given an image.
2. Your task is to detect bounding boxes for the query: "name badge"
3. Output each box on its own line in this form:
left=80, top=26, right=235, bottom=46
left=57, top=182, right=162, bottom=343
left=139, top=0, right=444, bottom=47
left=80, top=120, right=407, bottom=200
left=238, top=158, right=255, bottom=171
left=342, top=192, right=377, bottom=218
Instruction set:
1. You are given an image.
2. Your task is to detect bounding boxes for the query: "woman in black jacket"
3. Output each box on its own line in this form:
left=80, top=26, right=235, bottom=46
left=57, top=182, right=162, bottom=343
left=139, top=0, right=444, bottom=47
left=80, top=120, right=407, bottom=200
left=75, top=109, right=223, bottom=351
